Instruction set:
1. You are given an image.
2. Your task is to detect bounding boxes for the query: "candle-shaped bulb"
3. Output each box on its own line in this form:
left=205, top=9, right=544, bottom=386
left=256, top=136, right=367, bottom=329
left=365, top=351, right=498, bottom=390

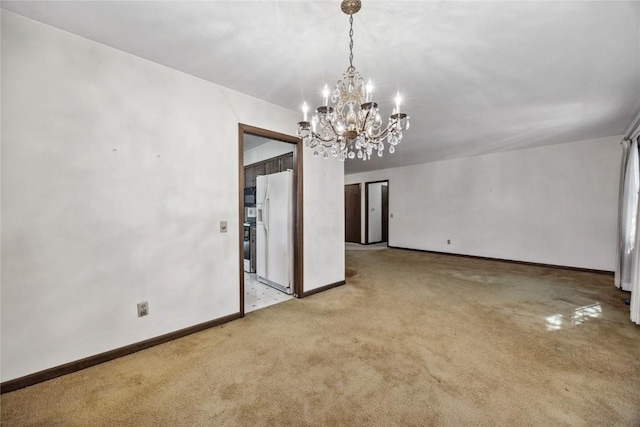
left=395, top=92, right=402, bottom=113
left=311, top=116, right=317, bottom=133
left=366, top=79, right=373, bottom=102
left=302, top=102, right=309, bottom=122
left=322, top=84, right=330, bottom=106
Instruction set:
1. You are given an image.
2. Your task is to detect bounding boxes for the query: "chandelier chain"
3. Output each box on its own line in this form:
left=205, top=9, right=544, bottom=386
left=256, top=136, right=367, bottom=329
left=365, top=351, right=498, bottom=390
left=348, top=14, right=354, bottom=69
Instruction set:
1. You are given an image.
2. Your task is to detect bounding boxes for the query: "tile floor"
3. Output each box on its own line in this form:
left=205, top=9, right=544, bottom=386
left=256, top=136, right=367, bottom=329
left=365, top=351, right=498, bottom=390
left=244, top=272, right=293, bottom=313
left=345, top=242, right=388, bottom=251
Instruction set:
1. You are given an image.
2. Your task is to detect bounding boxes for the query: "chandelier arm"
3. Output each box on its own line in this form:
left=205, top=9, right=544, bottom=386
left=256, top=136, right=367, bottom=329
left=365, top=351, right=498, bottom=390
left=360, top=108, right=372, bottom=135
left=325, top=120, right=343, bottom=142
left=368, top=125, right=391, bottom=141
left=312, top=132, right=339, bottom=146
left=366, top=124, right=386, bottom=139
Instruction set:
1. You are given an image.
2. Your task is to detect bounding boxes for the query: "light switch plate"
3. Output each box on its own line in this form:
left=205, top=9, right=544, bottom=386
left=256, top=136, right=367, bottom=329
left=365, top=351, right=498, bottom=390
left=220, top=221, right=228, bottom=233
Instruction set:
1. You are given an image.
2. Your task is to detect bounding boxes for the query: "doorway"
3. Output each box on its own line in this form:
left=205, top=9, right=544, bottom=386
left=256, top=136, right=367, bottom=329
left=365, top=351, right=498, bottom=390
left=365, top=180, right=389, bottom=245
left=238, top=124, right=303, bottom=316
left=345, top=184, right=362, bottom=243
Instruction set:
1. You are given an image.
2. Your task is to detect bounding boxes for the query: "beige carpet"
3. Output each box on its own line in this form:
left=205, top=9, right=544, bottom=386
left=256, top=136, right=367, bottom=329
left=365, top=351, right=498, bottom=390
left=2, top=249, right=640, bottom=426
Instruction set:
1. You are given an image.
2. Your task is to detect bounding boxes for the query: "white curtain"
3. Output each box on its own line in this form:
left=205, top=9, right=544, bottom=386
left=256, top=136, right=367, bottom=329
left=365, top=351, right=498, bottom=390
left=614, top=137, right=640, bottom=324
left=629, top=138, right=640, bottom=325
left=617, top=139, right=639, bottom=292
left=614, top=140, right=631, bottom=287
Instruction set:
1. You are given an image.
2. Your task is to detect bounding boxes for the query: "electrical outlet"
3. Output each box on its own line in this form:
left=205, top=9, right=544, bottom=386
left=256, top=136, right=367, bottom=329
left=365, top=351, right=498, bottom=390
left=137, top=301, right=149, bottom=317
left=220, top=221, right=228, bottom=233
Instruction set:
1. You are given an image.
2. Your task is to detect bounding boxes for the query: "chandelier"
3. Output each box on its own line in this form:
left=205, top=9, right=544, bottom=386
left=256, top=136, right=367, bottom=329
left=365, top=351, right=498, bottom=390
left=297, top=0, right=410, bottom=162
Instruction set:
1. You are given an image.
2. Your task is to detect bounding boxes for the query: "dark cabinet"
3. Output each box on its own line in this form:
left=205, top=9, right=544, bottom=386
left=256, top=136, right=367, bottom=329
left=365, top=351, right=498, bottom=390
left=282, top=154, right=294, bottom=171
left=265, top=158, right=280, bottom=175
left=254, top=163, right=266, bottom=178
left=244, top=168, right=255, bottom=188
left=245, top=163, right=265, bottom=188
left=244, top=153, right=294, bottom=188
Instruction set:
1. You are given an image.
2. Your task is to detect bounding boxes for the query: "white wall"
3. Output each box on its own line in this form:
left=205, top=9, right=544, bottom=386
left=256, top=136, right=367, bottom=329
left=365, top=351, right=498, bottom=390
left=303, top=154, right=345, bottom=291
left=244, top=141, right=294, bottom=167
left=1, top=11, right=344, bottom=382
left=346, top=136, right=620, bottom=271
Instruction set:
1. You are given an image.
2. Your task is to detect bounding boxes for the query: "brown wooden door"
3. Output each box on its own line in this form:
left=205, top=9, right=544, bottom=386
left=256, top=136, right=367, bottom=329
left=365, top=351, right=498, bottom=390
left=345, top=184, right=361, bottom=243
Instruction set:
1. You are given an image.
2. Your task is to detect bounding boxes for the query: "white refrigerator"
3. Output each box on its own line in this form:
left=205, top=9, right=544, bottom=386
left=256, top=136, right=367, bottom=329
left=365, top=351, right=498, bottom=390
left=256, top=170, right=294, bottom=294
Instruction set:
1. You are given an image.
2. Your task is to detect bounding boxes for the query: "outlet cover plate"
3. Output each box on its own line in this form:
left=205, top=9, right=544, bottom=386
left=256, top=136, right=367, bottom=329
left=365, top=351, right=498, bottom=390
left=137, top=301, right=149, bottom=317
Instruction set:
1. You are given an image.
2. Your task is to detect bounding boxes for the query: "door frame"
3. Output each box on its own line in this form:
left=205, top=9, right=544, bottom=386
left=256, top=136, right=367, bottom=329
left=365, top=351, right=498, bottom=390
left=238, top=124, right=304, bottom=316
left=364, top=180, right=389, bottom=245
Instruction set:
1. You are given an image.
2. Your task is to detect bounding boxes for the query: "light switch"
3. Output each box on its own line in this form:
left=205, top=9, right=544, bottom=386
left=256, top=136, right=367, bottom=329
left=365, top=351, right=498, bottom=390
left=220, top=221, right=228, bottom=233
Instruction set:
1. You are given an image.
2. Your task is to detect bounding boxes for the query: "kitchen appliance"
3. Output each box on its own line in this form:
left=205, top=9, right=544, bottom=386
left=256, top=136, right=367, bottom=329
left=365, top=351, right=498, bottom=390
left=243, top=222, right=256, bottom=273
left=256, top=170, right=294, bottom=294
left=244, top=187, right=257, bottom=206
left=245, top=206, right=257, bottom=224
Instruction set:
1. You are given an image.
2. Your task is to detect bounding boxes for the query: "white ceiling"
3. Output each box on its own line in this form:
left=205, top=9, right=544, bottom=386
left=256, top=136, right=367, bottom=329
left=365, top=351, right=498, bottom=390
left=2, top=1, right=639, bottom=174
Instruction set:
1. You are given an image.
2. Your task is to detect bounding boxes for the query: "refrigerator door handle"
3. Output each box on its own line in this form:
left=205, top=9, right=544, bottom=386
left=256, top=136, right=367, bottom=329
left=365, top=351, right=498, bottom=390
left=264, top=180, right=270, bottom=233
left=263, top=183, right=269, bottom=277
left=264, top=196, right=269, bottom=233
